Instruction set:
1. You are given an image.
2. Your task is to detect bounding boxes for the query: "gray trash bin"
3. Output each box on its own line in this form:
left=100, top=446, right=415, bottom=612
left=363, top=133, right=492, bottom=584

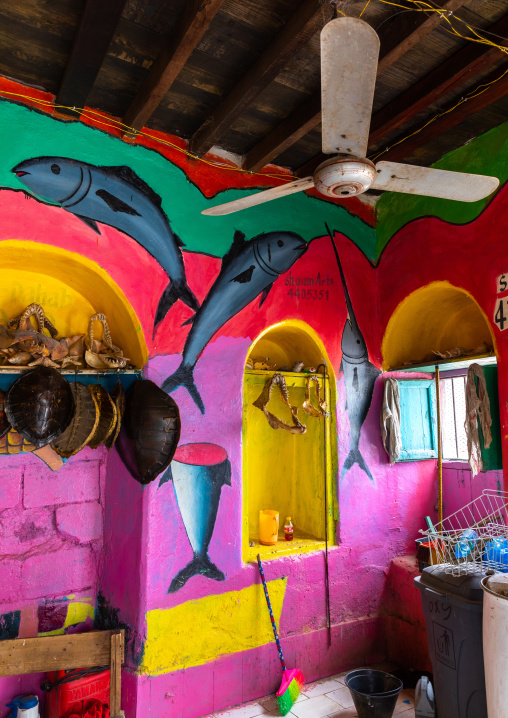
left=414, top=566, right=487, bottom=718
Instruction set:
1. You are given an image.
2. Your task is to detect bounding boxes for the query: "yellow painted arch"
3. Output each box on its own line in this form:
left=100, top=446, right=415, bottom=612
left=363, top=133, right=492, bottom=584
left=243, top=320, right=338, bottom=562
left=247, top=319, right=336, bottom=371
left=0, top=240, right=148, bottom=367
left=382, top=281, right=494, bottom=370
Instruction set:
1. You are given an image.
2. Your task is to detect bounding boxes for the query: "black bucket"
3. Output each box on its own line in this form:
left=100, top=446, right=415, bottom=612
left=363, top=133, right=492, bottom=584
left=345, top=669, right=403, bottom=718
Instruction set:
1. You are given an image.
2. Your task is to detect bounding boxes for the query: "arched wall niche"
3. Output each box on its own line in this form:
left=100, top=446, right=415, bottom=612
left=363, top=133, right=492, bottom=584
left=242, top=320, right=338, bottom=562
left=0, top=240, right=148, bottom=368
left=382, top=281, right=494, bottom=370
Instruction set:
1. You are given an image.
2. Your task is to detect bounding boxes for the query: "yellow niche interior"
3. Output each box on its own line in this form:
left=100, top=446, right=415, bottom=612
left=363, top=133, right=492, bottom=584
left=0, top=240, right=148, bottom=368
left=242, top=320, right=338, bottom=563
left=382, top=281, right=494, bottom=370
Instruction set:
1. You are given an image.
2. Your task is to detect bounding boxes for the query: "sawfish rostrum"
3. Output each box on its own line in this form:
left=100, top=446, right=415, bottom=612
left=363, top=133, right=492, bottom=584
left=334, top=242, right=380, bottom=482
left=12, top=157, right=199, bottom=328
left=163, top=230, right=308, bottom=413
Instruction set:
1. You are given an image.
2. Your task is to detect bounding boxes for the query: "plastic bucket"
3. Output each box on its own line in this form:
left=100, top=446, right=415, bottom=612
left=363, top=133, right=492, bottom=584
left=345, top=670, right=403, bottom=718
left=481, top=574, right=508, bottom=718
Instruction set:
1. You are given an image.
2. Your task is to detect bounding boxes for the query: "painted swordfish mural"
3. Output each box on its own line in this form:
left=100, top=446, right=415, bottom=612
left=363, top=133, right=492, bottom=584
left=12, top=157, right=199, bottom=331
left=163, top=229, right=308, bottom=413
left=326, top=225, right=380, bottom=482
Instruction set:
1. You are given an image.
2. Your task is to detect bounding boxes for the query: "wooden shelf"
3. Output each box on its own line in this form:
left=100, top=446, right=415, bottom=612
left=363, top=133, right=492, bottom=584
left=389, top=353, right=496, bottom=374
left=0, top=368, right=141, bottom=374
left=246, top=531, right=329, bottom=562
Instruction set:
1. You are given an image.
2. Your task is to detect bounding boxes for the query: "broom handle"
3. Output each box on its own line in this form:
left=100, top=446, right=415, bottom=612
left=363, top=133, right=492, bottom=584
left=257, top=554, right=287, bottom=672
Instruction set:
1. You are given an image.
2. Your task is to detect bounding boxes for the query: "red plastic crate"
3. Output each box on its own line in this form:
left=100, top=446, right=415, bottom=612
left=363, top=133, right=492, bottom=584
left=45, top=668, right=110, bottom=718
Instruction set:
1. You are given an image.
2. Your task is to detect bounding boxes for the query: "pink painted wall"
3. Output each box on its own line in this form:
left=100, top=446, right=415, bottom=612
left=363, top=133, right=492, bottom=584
left=0, top=448, right=105, bottom=717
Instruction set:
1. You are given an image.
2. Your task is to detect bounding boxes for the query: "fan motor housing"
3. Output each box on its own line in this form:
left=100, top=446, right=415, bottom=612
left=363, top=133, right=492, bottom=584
left=313, top=155, right=376, bottom=198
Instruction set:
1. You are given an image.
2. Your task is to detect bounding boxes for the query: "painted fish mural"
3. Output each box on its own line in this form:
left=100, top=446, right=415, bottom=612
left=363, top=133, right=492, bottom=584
left=327, top=227, right=380, bottom=482
left=160, top=442, right=231, bottom=593
left=162, top=229, right=308, bottom=412
left=12, top=157, right=199, bottom=330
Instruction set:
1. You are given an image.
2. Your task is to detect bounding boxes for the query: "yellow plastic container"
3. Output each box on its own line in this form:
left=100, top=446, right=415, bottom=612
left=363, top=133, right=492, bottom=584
left=259, top=510, right=279, bottom=546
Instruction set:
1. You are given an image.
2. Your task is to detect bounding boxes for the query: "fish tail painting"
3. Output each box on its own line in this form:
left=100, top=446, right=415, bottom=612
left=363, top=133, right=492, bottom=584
left=12, top=157, right=199, bottom=330
left=159, top=443, right=232, bottom=593
left=325, top=225, right=380, bottom=482
left=162, top=230, right=309, bottom=412
left=341, top=446, right=374, bottom=482
left=154, top=280, right=199, bottom=336
left=162, top=363, right=204, bottom=414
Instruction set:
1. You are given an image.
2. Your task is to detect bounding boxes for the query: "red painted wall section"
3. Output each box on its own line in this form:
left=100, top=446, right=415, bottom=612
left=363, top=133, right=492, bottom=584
left=2, top=82, right=508, bottom=718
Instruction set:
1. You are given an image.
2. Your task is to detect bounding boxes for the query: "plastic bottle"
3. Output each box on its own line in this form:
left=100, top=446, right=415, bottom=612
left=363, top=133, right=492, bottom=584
left=284, top=517, right=294, bottom=541
left=6, top=695, right=40, bottom=718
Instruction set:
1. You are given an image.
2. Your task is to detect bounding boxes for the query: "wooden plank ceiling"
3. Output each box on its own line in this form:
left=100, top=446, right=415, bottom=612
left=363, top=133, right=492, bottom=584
left=1, top=0, right=508, bottom=175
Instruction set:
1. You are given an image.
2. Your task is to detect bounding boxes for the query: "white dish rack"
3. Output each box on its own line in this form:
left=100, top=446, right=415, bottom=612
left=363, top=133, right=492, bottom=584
left=419, top=490, right=508, bottom=576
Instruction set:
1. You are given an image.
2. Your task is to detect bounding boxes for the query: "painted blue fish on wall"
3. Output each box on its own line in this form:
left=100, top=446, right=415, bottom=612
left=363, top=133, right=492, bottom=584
left=326, top=226, right=380, bottom=482
left=162, top=229, right=308, bottom=413
left=12, top=157, right=199, bottom=330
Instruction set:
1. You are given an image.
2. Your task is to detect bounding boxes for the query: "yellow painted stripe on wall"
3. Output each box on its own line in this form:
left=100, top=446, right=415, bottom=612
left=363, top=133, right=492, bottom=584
left=38, top=601, right=95, bottom=636
left=141, top=579, right=287, bottom=675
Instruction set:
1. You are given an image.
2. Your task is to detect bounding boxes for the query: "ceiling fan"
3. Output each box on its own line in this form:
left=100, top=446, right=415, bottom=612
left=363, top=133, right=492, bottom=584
left=202, top=16, right=499, bottom=217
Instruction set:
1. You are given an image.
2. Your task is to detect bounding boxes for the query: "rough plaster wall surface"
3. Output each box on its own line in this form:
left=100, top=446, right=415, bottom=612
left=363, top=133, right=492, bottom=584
left=0, top=447, right=105, bottom=611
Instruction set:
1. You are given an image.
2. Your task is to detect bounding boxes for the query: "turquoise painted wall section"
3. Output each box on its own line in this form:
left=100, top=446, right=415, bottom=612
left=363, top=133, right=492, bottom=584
left=0, top=101, right=377, bottom=261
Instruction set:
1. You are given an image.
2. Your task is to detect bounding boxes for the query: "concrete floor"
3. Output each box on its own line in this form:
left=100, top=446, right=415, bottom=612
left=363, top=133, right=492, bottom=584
left=208, top=666, right=416, bottom=718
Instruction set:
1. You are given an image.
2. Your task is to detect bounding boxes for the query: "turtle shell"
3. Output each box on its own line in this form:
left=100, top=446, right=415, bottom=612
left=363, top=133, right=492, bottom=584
left=51, top=382, right=100, bottom=458
left=0, top=389, right=11, bottom=439
left=6, top=367, right=74, bottom=448
left=116, top=380, right=181, bottom=485
left=87, top=385, right=117, bottom=449
left=105, top=381, right=126, bottom=450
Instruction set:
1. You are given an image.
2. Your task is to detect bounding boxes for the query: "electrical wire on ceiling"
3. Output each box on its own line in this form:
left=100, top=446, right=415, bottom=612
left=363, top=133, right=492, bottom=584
left=0, top=89, right=300, bottom=181
left=1, top=0, right=507, bottom=183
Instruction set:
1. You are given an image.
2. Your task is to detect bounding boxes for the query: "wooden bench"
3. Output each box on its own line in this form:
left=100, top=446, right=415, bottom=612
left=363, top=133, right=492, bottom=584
left=0, top=630, right=125, bottom=717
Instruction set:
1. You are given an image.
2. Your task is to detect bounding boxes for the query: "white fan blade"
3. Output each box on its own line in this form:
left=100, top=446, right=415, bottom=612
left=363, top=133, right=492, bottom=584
left=321, top=17, right=380, bottom=158
left=372, top=161, right=500, bottom=202
left=201, top=177, right=315, bottom=216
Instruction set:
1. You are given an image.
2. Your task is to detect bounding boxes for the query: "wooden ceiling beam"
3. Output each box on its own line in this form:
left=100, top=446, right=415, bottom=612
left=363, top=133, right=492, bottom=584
left=378, top=63, right=508, bottom=162
left=247, top=0, right=466, bottom=172
left=56, top=0, right=127, bottom=116
left=123, top=0, right=225, bottom=133
left=369, top=11, right=508, bottom=146
left=190, top=0, right=332, bottom=157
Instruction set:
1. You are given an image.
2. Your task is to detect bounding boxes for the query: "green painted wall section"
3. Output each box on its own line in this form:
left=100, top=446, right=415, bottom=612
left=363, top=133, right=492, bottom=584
left=375, top=120, right=508, bottom=259
left=0, top=101, right=377, bottom=260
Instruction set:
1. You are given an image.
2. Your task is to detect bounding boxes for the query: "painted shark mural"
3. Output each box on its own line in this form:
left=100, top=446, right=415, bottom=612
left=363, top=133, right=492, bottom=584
left=327, top=227, right=380, bottom=482
left=12, top=157, right=199, bottom=330
left=163, top=229, right=308, bottom=413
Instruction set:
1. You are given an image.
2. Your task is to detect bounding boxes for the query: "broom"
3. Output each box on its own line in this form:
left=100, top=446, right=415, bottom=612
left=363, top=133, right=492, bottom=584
left=257, top=554, right=304, bottom=715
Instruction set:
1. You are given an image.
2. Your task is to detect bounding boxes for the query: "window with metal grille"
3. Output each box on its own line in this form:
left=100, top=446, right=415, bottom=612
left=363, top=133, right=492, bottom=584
left=441, top=376, right=469, bottom=461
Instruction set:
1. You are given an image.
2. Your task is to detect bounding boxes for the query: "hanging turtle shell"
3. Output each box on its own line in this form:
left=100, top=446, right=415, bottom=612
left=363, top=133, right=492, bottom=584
left=51, top=382, right=100, bottom=458
left=5, top=367, right=74, bottom=448
left=105, top=381, right=126, bottom=450
left=87, top=384, right=117, bottom=449
left=116, top=380, right=181, bottom=485
left=0, top=389, right=11, bottom=439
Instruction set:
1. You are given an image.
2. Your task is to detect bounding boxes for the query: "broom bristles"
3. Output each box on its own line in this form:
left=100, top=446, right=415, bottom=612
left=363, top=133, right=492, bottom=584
left=276, top=669, right=304, bottom=716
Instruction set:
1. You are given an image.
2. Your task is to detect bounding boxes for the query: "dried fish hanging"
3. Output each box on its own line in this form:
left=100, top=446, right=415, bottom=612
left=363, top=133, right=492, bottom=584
left=253, top=373, right=306, bottom=434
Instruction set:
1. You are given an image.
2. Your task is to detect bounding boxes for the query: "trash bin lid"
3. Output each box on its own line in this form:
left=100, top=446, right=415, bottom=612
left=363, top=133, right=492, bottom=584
left=419, top=565, right=485, bottom=602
